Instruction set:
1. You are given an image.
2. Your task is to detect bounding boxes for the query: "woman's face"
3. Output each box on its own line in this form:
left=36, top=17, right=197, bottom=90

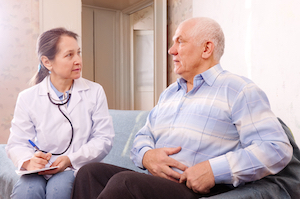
left=49, top=35, right=82, bottom=81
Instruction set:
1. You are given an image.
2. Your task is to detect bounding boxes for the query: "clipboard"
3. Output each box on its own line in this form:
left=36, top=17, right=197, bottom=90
left=15, top=166, right=59, bottom=175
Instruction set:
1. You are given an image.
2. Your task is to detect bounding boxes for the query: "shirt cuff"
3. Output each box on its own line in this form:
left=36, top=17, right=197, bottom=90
left=135, top=146, right=152, bottom=169
left=209, top=155, right=232, bottom=184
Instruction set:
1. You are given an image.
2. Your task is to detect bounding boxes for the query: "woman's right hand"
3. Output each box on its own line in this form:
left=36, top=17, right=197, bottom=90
left=22, top=151, right=52, bottom=171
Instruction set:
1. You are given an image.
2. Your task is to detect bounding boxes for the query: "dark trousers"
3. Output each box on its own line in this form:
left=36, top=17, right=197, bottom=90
left=71, top=162, right=231, bottom=199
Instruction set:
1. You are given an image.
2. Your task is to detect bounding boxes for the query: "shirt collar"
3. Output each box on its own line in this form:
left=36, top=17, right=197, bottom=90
left=176, top=64, right=224, bottom=91
left=201, top=63, right=223, bottom=86
left=50, top=80, right=71, bottom=100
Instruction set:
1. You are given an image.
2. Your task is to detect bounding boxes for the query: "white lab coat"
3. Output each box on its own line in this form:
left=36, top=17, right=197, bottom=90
left=6, top=76, right=114, bottom=172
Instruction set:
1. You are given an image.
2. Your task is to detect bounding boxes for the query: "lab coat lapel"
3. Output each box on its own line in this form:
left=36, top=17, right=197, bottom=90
left=38, top=76, right=49, bottom=96
left=38, top=76, right=60, bottom=103
left=67, top=77, right=89, bottom=114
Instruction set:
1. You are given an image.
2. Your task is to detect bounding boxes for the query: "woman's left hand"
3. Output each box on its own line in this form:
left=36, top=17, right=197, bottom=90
left=38, top=156, right=72, bottom=175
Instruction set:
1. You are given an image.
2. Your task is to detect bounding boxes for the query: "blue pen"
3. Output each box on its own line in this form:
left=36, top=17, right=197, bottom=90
left=28, top=139, right=52, bottom=164
left=28, top=139, right=40, bottom=151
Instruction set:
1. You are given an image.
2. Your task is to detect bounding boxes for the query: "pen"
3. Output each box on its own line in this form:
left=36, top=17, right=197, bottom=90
left=28, top=139, right=52, bottom=164
left=28, top=139, right=40, bottom=151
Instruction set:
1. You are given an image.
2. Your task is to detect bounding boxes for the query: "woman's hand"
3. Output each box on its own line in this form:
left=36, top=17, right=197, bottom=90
left=22, top=151, right=52, bottom=171
left=38, top=156, right=72, bottom=175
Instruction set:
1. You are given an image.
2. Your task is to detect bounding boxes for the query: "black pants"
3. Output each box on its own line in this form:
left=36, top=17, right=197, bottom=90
left=71, top=162, right=231, bottom=199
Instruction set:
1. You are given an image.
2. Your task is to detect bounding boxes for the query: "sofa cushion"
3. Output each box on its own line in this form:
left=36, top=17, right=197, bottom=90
left=103, top=109, right=149, bottom=173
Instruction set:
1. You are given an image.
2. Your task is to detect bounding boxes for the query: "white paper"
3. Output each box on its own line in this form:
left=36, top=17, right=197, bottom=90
left=15, top=166, right=59, bottom=175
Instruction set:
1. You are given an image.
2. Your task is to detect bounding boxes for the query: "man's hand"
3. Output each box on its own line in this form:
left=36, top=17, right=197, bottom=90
left=142, top=146, right=188, bottom=182
left=22, top=151, right=52, bottom=171
left=179, top=160, right=215, bottom=194
left=38, top=156, right=71, bottom=175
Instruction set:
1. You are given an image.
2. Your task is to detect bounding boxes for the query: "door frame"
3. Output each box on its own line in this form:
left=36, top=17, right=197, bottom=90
left=80, top=0, right=166, bottom=110
left=133, top=30, right=154, bottom=110
left=121, top=0, right=167, bottom=110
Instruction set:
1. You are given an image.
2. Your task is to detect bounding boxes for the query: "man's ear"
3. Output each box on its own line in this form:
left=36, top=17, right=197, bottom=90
left=201, top=41, right=214, bottom=59
left=41, top=56, right=52, bottom=71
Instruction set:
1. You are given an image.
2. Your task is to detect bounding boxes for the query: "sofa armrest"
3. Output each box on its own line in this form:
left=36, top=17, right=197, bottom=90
left=203, top=118, right=300, bottom=199
left=0, top=144, right=19, bottom=199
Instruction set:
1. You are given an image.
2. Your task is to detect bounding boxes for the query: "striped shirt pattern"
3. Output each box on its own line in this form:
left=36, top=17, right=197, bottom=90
left=131, top=64, right=292, bottom=186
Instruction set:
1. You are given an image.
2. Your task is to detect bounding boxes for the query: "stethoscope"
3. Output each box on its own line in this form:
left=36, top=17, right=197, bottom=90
left=39, top=76, right=74, bottom=155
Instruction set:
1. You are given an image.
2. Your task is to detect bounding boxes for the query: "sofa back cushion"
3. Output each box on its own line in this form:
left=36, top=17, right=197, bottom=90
left=103, top=109, right=149, bottom=173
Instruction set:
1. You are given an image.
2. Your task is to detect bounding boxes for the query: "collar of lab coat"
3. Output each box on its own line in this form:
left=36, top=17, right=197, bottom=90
left=38, top=76, right=90, bottom=113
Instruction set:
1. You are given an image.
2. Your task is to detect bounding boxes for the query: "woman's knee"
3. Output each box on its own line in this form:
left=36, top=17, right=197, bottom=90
left=46, top=171, right=75, bottom=199
left=11, top=174, right=47, bottom=199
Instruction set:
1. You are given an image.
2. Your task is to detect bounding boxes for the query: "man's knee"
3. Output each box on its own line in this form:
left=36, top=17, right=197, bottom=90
left=76, top=162, right=108, bottom=182
left=77, top=162, right=100, bottom=175
left=100, top=171, right=141, bottom=198
left=109, top=171, right=139, bottom=186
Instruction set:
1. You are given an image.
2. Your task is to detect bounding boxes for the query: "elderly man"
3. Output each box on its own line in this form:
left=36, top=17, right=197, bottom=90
left=71, top=17, right=293, bottom=199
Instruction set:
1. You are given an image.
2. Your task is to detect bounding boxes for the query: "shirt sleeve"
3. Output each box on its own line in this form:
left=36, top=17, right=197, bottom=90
left=5, top=93, right=36, bottom=170
left=130, top=108, right=156, bottom=169
left=209, top=82, right=293, bottom=187
left=130, top=85, right=169, bottom=169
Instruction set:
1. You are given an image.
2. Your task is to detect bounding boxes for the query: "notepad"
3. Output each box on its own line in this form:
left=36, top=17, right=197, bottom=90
left=15, top=166, right=59, bottom=175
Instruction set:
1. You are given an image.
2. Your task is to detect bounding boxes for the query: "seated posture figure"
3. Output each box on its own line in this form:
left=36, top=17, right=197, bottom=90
left=6, top=28, right=114, bottom=199
left=71, top=17, right=293, bottom=199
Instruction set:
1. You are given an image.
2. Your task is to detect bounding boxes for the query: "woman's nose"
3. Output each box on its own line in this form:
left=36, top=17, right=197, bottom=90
left=74, top=54, right=82, bottom=65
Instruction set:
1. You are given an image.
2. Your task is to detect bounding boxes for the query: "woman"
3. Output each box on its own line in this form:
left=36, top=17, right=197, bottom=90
left=5, top=28, right=114, bottom=199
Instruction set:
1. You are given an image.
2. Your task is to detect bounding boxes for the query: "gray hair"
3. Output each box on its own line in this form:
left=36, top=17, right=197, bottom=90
left=183, top=17, right=225, bottom=62
left=30, top=27, right=78, bottom=85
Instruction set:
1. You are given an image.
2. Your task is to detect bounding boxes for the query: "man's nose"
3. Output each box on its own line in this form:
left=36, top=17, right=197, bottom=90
left=168, top=44, right=177, bottom=55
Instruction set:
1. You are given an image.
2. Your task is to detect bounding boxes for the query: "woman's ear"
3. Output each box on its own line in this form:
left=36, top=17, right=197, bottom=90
left=41, top=56, right=52, bottom=71
left=201, top=41, right=214, bottom=59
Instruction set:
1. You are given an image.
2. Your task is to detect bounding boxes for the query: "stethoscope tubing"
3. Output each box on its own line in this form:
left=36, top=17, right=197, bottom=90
left=37, top=76, right=74, bottom=156
left=42, top=92, right=74, bottom=156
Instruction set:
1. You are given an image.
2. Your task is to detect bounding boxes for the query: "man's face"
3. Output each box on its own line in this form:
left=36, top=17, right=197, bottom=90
left=168, top=21, right=204, bottom=82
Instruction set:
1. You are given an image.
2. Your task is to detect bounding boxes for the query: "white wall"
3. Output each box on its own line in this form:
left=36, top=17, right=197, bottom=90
left=0, top=0, right=39, bottom=143
left=193, top=0, right=300, bottom=144
left=40, top=0, right=82, bottom=45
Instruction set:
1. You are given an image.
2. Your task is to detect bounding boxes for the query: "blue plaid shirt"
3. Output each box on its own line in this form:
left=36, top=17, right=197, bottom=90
left=131, top=64, right=292, bottom=187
